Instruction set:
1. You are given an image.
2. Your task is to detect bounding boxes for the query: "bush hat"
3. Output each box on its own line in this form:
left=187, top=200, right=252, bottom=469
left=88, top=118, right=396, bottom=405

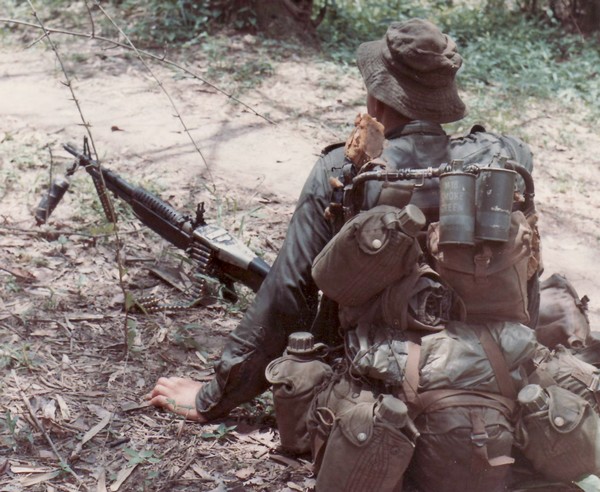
left=357, top=19, right=467, bottom=124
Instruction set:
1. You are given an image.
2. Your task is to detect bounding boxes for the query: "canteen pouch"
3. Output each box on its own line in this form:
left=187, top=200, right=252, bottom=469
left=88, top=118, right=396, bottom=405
left=409, top=391, right=515, bottom=492
left=307, top=372, right=379, bottom=472
left=265, top=355, right=333, bottom=455
left=315, top=396, right=416, bottom=492
left=516, top=385, right=600, bottom=482
left=529, top=344, right=600, bottom=414
left=427, top=210, right=532, bottom=323
left=536, top=273, right=591, bottom=349
left=312, top=204, right=423, bottom=306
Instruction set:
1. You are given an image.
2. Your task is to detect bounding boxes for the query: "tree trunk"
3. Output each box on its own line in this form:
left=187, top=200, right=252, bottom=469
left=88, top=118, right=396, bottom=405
left=254, top=0, right=319, bottom=42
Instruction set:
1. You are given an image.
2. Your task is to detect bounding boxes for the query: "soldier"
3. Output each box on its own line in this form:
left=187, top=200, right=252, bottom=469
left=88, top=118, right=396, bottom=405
left=146, top=17, right=537, bottom=424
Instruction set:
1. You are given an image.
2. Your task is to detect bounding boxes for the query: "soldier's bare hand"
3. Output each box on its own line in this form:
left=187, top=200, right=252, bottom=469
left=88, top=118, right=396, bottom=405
left=145, top=377, right=207, bottom=423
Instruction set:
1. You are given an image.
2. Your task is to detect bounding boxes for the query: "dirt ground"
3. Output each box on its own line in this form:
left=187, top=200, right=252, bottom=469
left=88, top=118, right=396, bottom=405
left=1, top=26, right=600, bottom=492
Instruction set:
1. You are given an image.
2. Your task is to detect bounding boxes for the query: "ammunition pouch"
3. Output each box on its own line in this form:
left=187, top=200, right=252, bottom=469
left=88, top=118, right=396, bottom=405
left=307, top=371, right=379, bottom=472
left=408, top=390, right=515, bottom=492
left=315, top=395, right=416, bottom=492
left=529, top=344, right=600, bottom=413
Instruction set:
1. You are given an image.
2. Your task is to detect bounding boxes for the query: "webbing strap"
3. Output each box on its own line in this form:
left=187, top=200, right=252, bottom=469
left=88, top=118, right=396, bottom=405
left=412, top=389, right=515, bottom=419
left=402, top=341, right=421, bottom=407
left=477, top=325, right=517, bottom=400
left=469, top=409, right=515, bottom=472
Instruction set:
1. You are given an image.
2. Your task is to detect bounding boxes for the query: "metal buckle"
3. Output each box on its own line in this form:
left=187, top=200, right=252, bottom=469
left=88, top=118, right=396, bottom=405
left=470, top=431, right=489, bottom=448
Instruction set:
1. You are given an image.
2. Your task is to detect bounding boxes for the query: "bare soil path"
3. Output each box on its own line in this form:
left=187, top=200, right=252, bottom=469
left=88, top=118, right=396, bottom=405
left=1, top=31, right=599, bottom=492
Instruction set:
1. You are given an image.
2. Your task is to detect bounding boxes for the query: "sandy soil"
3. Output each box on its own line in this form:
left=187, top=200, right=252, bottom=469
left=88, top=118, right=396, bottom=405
left=1, top=28, right=599, bottom=492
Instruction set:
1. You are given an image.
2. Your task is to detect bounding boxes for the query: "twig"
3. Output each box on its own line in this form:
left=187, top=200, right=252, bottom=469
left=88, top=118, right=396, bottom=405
left=25, top=4, right=99, bottom=161
left=93, top=2, right=215, bottom=184
left=25, top=1, right=129, bottom=356
left=0, top=18, right=275, bottom=125
left=12, top=371, right=86, bottom=488
left=0, top=224, right=143, bottom=238
left=170, top=452, right=198, bottom=482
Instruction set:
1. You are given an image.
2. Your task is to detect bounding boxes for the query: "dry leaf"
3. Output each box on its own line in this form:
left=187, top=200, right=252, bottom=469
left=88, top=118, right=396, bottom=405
left=31, top=329, right=57, bottom=337
left=42, top=399, right=57, bottom=420
left=191, top=464, right=215, bottom=481
left=11, top=465, right=55, bottom=474
left=97, top=467, right=108, bottom=492
left=81, top=413, right=112, bottom=446
left=109, top=464, right=137, bottom=491
left=55, top=394, right=71, bottom=420
left=235, top=467, right=255, bottom=480
left=20, top=470, right=61, bottom=487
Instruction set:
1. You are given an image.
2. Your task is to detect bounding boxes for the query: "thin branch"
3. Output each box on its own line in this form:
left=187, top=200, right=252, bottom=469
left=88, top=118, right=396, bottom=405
left=83, top=0, right=95, bottom=38
left=25, top=1, right=129, bottom=356
left=93, top=1, right=215, bottom=183
left=0, top=17, right=275, bottom=125
left=25, top=5, right=99, bottom=161
left=13, top=371, right=87, bottom=488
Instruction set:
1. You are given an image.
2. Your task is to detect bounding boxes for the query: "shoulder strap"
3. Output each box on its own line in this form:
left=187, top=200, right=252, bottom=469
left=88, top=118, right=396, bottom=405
left=401, top=341, right=421, bottom=406
left=477, top=325, right=517, bottom=400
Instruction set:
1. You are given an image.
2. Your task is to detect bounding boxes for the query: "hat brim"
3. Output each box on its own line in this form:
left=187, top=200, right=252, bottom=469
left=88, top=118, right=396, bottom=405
left=357, top=40, right=467, bottom=124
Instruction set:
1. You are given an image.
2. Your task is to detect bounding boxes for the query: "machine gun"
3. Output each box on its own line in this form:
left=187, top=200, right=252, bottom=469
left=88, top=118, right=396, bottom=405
left=35, top=137, right=271, bottom=309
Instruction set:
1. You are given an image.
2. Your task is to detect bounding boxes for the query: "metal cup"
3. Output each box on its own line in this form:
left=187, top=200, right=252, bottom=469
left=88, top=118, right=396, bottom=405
left=475, top=168, right=516, bottom=242
left=439, top=161, right=476, bottom=245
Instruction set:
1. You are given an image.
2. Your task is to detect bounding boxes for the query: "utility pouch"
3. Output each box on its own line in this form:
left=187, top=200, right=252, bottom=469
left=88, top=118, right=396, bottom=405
left=409, top=391, right=515, bottom=492
left=516, top=384, right=600, bottom=482
left=427, top=210, right=532, bottom=323
left=316, top=395, right=417, bottom=492
left=536, top=273, right=591, bottom=349
left=404, top=327, right=517, bottom=492
left=312, top=204, right=424, bottom=306
left=265, top=334, right=333, bottom=455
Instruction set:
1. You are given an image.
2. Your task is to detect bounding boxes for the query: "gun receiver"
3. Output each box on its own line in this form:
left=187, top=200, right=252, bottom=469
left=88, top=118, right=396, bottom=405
left=35, top=138, right=270, bottom=302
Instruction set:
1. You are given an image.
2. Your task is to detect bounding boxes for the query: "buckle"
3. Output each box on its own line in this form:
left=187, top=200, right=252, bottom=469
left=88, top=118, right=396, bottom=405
left=589, top=374, right=600, bottom=393
left=470, top=431, right=489, bottom=447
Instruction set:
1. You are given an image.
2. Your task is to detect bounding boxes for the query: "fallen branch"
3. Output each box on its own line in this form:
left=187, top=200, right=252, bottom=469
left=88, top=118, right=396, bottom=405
left=13, top=371, right=87, bottom=489
left=0, top=17, right=275, bottom=125
left=94, top=1, right=214, bottom=182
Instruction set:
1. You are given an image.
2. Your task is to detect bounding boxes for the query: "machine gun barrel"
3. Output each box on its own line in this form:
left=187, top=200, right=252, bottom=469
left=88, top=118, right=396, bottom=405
left=36, top=141, right=270, bottom=295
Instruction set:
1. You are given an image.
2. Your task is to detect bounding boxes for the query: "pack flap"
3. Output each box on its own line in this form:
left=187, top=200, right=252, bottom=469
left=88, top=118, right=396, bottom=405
left=430, top=211, right=532, bottom=277
left=547, top=385, right=588, bottom=434
left=337, top=402, right=375, bottom=447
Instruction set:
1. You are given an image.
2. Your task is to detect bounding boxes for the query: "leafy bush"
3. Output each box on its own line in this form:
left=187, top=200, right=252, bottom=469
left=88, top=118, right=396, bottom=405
left=115, top=0, right=222, bottom=45
left=315, top=1, right=599, bottom=124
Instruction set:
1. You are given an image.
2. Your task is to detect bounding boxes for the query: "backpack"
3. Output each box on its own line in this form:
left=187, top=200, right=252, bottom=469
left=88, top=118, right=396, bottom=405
left=427, top=210, right=533, bottom=324
left=312, top=204, right=424, bottom=306
left=536, top=273, right=591, bottom=349
left=402, top=325, right=520, bottom=492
